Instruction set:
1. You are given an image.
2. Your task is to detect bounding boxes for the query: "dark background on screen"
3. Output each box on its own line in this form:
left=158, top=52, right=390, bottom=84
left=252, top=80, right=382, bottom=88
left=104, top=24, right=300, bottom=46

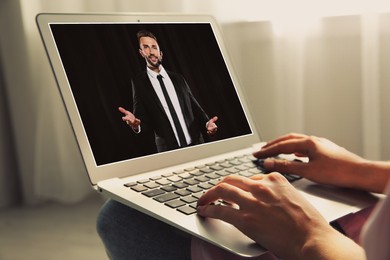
left=50, top=23, right=251, bottom=166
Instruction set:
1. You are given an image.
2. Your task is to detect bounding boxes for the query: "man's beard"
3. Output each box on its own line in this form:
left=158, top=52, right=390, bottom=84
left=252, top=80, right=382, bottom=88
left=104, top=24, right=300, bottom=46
left=146, top=54, right=162, bottom=68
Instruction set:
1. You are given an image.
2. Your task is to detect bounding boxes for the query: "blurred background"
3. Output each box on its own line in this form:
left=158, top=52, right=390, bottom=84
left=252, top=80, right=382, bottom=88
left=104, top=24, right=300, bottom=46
left=1, top=0, right=390, bottom=259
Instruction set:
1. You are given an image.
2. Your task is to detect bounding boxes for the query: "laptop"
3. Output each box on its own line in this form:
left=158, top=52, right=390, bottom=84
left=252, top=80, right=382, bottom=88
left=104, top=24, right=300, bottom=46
left=36, top=13, right=377, bottom=257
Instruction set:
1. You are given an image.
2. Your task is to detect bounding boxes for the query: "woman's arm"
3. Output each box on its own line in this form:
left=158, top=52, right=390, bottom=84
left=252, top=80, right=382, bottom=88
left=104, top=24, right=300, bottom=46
left=253, top=133, right=390, bottom=193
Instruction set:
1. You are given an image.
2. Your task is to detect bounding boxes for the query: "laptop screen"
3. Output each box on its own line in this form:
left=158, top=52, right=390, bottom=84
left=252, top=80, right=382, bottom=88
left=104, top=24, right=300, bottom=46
left=37, top=14, right=259, bottom=184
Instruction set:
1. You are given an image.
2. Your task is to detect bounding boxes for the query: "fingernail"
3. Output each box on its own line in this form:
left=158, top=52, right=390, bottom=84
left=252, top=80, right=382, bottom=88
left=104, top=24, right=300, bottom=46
left=263, top=158, right=274, bottom=170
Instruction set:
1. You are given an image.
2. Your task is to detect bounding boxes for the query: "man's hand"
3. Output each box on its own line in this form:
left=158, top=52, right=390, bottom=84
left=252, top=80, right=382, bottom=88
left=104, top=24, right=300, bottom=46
left=206, top=116, right=218, bottom=135
left=118, top=107, right=141, bottom=129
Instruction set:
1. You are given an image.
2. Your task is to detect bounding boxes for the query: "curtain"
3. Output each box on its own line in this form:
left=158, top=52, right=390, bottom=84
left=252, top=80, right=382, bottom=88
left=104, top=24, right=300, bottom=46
left=0, top=48, right=21, bottom=207
left=225, top=13, right=390, bottom=160
left=1, top=0, right=389, bottom=207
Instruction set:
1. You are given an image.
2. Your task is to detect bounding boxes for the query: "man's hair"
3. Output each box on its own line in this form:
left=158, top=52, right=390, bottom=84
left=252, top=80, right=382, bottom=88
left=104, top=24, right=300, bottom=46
left=137, top=30, right=158, bottom=44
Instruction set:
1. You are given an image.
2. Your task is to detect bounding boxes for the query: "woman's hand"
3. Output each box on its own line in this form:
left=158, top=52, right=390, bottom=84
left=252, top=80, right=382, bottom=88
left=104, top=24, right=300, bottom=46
left=197, top=173, right=365, bottom=259
left=253, top=133, right=388, bottom=193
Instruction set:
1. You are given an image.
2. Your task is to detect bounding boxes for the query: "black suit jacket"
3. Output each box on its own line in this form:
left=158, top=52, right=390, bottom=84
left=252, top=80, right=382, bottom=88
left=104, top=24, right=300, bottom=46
left=132, top=70, right=210, bottom=152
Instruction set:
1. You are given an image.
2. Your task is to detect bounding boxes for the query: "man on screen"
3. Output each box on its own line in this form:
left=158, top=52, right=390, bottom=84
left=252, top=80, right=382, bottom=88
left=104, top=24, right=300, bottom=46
left=119, top=30, right=218, bottom=152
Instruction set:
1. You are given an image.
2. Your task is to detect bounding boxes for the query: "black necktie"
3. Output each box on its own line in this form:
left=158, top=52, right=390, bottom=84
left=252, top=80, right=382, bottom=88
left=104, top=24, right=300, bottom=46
left=157, top=74, right=187, bottom=147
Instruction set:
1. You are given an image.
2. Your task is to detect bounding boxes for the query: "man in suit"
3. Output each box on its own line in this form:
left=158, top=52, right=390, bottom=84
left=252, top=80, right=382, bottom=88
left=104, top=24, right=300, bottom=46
left=119, top=30, right=218, bottom=152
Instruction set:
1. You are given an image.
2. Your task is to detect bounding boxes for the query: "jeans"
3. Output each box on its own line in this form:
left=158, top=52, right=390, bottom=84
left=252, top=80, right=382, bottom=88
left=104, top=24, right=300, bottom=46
left=96, top=199, right=192, bottom=260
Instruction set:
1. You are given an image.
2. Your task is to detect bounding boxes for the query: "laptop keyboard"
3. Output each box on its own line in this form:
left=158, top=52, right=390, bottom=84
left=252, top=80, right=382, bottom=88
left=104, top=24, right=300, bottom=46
left=123, top=154, right=301, bottom=215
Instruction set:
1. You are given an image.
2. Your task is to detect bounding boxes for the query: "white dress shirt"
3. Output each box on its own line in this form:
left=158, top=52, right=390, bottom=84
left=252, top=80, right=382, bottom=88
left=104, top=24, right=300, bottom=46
left=146, top=66, right=192, bottom=146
